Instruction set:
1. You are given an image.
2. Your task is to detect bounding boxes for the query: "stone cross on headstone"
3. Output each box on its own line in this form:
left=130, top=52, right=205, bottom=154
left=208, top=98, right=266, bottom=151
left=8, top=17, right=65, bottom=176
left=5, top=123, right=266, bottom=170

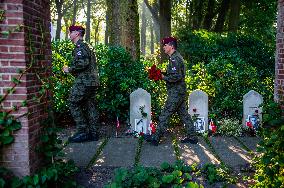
left=130, top=88, right=151, bottom=134
left=243, top=90, right=263, bottom=128
left=188, top=89, right=208, bottom=133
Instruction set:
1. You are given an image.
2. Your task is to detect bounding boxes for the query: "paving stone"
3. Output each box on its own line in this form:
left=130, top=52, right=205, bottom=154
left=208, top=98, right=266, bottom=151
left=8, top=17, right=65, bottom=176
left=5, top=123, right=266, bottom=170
left=210, top=136, right=252, bottom=169
left=95, top=137, right=137, bottom=167
left=63, top=140, right=102, bottom=167
left=140, top=136, right=176, bottom=167
left=238, top=136, right=261, bottom=152
left=179, top=137, right=220, bottom=166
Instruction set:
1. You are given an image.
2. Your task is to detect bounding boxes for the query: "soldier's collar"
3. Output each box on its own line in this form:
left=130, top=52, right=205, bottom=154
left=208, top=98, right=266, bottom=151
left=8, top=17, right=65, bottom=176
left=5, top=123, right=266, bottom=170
left=76, top=39, right=84, bottom=47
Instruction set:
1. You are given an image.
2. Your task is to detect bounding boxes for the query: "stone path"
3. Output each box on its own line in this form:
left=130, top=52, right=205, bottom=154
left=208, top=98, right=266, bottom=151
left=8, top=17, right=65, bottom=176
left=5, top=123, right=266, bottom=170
left=61, top=130, right=260, bottom=188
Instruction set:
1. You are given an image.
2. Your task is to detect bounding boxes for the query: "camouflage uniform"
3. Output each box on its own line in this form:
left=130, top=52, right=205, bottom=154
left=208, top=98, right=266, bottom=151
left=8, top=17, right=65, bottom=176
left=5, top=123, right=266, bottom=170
left=68, top=39, right=100, bottom=136
left=154, top=50, right=195, bottom=139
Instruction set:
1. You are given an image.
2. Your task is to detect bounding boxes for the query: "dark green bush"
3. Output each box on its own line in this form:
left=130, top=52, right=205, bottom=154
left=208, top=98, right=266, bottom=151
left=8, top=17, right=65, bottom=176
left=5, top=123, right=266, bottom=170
left=253, top=125, right=284, bottom=188
left=105, top=161, right=202, bottom=188
left=186, top=54, right=273, bottom=118
left=51, top=40, right=74, bottom=113
left=177, top=30, right=274, bottom=79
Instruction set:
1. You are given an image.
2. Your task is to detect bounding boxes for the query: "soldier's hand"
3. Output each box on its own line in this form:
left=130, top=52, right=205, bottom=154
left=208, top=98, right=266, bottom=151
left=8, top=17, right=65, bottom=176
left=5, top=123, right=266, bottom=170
left=63, top=66, right=69, bottom=73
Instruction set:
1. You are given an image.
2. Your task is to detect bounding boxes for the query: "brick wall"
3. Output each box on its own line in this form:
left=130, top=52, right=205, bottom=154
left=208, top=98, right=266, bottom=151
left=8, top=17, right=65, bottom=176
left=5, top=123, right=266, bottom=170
left=0, top=0, right=51, bottom=176
left=275, top=0, right=284, bottom=102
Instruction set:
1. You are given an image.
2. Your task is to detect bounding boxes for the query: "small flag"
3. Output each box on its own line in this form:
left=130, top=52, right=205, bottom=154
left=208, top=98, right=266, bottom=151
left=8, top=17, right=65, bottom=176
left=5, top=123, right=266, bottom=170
left=116, top=116, right=120, bottom=128
left=246, top=121, right=252, bottom=128
left=209, top=120, right=217, bottom=133
left=150, top=122, right=156, bottom=134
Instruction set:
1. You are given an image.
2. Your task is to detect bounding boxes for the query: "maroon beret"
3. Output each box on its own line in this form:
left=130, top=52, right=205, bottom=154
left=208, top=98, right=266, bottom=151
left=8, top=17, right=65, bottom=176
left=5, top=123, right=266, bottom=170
left=162, top=37, right=177, bottom=45
left=69, top=25, right=85, bottom=32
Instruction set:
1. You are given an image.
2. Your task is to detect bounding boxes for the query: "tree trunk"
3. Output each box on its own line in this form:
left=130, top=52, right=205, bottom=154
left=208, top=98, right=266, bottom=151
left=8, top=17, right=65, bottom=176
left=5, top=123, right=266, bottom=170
left=56, top=12, right=63, bottom=40
left=85, top=0, right=91, bottom=42
left=160, top=0, right=171, bottom=62
left=141, top=2, right=147, bottom=55
left=105, top=12, right=109, bottom=44
left=107, top=0, right=140, bottom=60
left=203, top=0, right=215, bottom=30
left=192, top=0, right=204, bottom=30
left=214, top=0, right=230, bottom=32
left=150, top=19, right=154, bottom=54
left=72, top=0, right=77, bottom=25
left=144, top=0, right=160, bottom=43
left=228, top=0, right=240, bottom=32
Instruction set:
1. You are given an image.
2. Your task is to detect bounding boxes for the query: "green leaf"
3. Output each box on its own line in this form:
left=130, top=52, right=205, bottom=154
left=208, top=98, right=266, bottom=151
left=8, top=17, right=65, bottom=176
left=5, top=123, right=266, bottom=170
left=2, top=136, right=14, bottom=144
left=0, top=178, right=5, bottom=188
left=41, top=175, right=47, bottom=184
left=186, top=182, right=199, bottom=188
left=33, top=175, right=39, bottom=185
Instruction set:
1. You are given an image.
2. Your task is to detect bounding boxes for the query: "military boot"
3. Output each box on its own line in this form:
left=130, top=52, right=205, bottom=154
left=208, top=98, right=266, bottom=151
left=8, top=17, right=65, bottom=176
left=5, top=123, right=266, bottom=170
left=89, top=132, right=99, bottom=141
left=68, top=132, right=90, bottom=143
left=150, top=133, right=161, bottom=146
left=180, top=135, right=198, bottom=144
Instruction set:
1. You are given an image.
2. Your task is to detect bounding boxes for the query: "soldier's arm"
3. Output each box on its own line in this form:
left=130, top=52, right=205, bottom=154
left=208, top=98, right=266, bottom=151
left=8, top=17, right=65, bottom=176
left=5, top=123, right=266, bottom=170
left=69, top=45, right=91, bottom=73
left=163, top=57, right=184, bottom=82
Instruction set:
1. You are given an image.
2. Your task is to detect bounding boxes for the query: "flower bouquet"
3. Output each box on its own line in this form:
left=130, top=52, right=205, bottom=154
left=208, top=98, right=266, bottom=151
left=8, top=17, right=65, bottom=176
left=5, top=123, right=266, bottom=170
left=148, top=64, right=162, bottom=81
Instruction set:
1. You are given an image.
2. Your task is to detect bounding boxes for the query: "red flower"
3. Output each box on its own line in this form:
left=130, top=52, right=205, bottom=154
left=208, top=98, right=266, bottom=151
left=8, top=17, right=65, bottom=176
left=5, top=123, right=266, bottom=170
left=148, top=65, right=162, bottom=81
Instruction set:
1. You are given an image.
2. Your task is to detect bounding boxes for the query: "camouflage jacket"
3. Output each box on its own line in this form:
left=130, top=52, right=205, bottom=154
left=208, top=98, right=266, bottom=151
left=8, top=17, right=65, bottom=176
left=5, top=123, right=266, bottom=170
left=69, top=39, right=99, bottom=86
left=163, top=50, right=186, bottom=91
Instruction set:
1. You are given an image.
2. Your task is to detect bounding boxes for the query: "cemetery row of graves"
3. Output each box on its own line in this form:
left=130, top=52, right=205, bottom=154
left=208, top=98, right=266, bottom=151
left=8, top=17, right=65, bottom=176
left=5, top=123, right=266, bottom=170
left=129, top=88, right=262, bottom=136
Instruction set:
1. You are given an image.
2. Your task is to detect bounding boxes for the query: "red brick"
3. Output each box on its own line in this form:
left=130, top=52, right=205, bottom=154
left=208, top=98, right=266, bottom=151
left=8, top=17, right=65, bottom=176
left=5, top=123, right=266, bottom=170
left=7, top=4, right=23, bottom=11
left=5, top=11, right=23, bottom=18
left=0, top=39, right=24, bottom=46
left=9, top=46, right=25, bottom=52
left=0, top=46, right=9, bottom=52
left=0, top=53, right=26, bottom=59
left=7, top=19, right=23, bottom=25
left=2, top=75, right=10, bottom=80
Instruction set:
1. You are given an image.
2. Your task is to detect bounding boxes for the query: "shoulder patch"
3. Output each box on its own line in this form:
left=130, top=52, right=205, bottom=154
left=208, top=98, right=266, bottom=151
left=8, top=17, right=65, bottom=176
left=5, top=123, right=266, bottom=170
left=77, top=51, right=82, bottom=56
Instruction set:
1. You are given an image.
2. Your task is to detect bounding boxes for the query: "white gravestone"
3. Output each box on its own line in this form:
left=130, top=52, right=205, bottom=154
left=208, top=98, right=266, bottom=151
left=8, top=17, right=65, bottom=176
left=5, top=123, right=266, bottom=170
left=243, top=90, right=263, bottom=128
left=188, top=89, right=208, bottom=133
left=130, top=88, right=151, bottom=134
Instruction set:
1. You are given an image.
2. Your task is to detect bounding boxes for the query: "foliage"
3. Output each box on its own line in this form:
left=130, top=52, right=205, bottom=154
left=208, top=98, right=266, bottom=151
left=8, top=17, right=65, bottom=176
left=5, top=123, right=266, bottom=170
left=106, top=161, right=203, bottom=188
left=216, top=118, right=243, bottom=137
left=261, top=100, right=283, bottom=127
left=51, top=40, right=75, bottom=113
left=178, top=31, right=274, bottom=118
left=200, top=163, right=235, bottom=185
left=0, top=112, right=21, bottom=147
left=0, top=160, right=78, bottom=188
left=178, top=30, right=274, bottom=79
left=240, top=0, right=277, bottom=46
left=253, top=125, right=284, bottom=188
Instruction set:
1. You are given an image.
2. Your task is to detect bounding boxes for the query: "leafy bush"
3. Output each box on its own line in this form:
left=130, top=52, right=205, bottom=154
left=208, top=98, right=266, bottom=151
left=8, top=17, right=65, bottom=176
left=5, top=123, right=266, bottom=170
left=106, top=161, right=203, bottom=188
left=253, top=125, right=284, bottom=187
left=177, top=30, right=274, bottom=79
left=186, top=53, right=273, bottom=118
left=216, top=118, right=243, bottom=137
left=51, top=40, right=74, bottom=113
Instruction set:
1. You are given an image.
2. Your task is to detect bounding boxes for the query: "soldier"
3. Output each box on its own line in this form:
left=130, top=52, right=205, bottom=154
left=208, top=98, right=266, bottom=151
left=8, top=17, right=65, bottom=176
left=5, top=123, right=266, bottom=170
left=150, top=37, right=198, bottom=146
left=63, top=25, right=100, bottom=143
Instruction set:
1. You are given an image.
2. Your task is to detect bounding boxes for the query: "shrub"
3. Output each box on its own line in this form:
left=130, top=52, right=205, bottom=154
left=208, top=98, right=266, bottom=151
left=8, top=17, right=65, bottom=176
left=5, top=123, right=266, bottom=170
left=216, top=118, right=243, bottom=137
left=253, top=125, right=284, bottom=187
